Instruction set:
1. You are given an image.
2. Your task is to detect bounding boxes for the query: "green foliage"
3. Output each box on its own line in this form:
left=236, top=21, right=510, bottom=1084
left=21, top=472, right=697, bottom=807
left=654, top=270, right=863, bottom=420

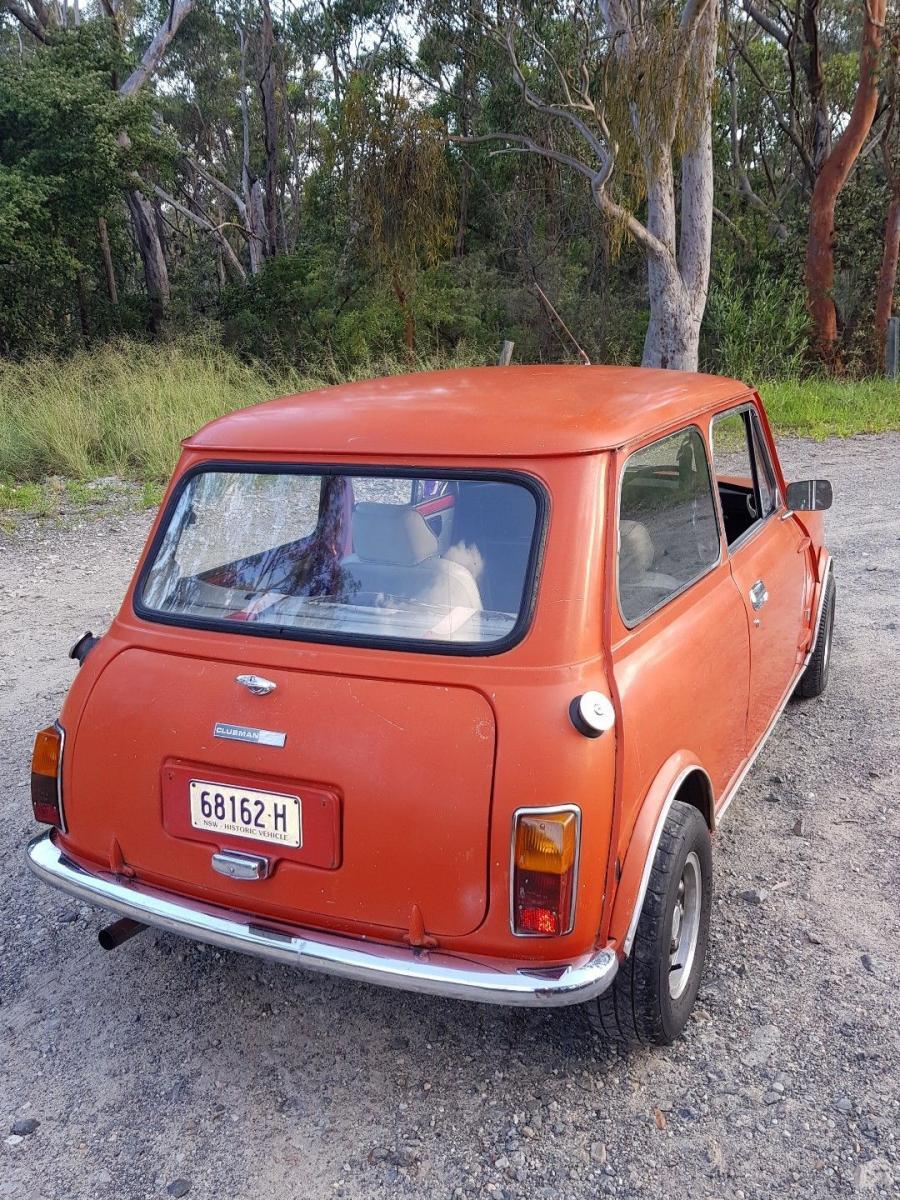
left=0, top=25, right=160, bottom=354
left=704, top=257, right=811, bottom=381
left=0, top=1, right=894, bottom=377
left=220, top=246, right=403, bottom=366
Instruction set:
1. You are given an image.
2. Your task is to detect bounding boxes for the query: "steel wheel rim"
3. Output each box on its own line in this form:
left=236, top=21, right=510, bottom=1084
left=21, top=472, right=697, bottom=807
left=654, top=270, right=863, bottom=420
left=668, top=851, right=702, bottom=1000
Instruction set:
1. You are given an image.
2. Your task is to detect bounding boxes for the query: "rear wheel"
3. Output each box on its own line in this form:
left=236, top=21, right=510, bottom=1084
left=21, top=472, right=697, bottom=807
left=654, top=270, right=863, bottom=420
left=797, top=573, right=835, bottom=699
left=586, top=801, right=712, bottom=1045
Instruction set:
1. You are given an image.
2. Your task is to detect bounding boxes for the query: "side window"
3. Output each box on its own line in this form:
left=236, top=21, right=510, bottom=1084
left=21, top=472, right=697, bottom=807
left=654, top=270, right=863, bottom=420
left=749, top=411, right=778, bottom=517
left=618, top=427, right=721, bottom=626
left=711, top=407, right=777, bottom=546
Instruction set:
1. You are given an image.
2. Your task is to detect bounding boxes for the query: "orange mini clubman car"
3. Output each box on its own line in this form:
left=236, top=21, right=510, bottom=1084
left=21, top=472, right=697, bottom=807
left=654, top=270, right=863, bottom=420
left=27, top=367, right=834, bottom=1044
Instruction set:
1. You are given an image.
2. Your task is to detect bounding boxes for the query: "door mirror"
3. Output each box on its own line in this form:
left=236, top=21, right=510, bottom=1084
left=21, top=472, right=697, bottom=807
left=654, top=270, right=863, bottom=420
left=786, top=479, right=833, bottom=512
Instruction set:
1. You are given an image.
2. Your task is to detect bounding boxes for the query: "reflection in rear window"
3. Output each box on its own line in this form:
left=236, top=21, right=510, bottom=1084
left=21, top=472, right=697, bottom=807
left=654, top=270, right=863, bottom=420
left=139, top=469, right=540, bottom=649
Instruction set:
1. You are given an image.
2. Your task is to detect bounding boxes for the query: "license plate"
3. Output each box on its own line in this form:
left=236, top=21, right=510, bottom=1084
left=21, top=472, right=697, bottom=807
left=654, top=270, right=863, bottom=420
left=189, top=779, right=302, bottom=848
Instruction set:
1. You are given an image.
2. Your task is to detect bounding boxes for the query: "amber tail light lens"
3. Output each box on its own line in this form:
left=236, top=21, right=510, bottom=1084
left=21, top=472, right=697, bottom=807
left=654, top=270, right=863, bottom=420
left=31, top=724, right=64, bottom=827
left=512, top=809, right=579, bottom=936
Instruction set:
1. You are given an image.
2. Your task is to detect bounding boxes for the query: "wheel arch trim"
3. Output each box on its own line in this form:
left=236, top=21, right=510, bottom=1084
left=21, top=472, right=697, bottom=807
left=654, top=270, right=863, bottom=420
left=608, top=753, right=714, bottom=957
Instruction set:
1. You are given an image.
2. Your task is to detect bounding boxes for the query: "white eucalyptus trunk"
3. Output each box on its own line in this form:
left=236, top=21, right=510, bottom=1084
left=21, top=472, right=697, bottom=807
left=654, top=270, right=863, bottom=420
left=639, top=0, right=718, bottom=372
left=643, top=271, right=702, bottom=371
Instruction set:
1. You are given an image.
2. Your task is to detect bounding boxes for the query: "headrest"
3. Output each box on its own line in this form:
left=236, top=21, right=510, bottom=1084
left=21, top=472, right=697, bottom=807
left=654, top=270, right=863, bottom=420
left=352, top=503, right=439, bottom=566
left=619, top=520, right=654, bottom=578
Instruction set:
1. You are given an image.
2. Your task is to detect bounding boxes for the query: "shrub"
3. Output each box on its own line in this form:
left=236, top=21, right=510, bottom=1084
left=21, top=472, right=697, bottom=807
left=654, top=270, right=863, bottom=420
left=704, top=258, right=811, bottom=380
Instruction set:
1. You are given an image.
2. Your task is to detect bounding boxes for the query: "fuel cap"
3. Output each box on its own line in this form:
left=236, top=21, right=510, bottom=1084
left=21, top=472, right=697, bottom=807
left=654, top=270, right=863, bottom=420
left=570, top=691, right=616, bottom=738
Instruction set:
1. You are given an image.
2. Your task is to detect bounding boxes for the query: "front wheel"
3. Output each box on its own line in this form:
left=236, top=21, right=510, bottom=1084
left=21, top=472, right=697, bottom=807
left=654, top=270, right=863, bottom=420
left=796, top=572, right=835, bottom=699
left=586, top=801, right=712, bottom=1045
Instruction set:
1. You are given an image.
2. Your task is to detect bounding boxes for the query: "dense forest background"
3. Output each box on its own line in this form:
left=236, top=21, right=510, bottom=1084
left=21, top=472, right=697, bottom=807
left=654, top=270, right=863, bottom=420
left=0, top=0, right=897, bottom=379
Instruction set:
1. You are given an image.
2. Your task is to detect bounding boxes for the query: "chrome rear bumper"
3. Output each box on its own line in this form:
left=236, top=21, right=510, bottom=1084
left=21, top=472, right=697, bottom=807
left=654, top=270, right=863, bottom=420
left=27, top=832, right=618, bottom=1008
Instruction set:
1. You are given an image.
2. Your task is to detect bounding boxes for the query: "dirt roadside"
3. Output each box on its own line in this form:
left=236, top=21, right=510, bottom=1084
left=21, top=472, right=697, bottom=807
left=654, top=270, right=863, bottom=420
left=0, top=435, right=898, bottom=1200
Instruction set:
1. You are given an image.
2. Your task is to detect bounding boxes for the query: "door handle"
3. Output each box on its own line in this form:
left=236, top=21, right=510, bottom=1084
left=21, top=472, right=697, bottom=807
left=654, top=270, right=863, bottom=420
left=749, top=579, right=769, bottom=611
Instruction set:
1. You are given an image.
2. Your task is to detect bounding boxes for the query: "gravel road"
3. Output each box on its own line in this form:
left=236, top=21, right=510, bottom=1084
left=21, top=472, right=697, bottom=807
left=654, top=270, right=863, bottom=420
left=1, top=436, right=898, bottom=1200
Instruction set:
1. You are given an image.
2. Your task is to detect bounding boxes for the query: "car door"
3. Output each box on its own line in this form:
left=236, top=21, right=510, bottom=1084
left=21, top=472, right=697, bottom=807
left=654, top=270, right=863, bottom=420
left=710, top=404, right=809, bottom=748
left=612, top=425, right=750, bottom=810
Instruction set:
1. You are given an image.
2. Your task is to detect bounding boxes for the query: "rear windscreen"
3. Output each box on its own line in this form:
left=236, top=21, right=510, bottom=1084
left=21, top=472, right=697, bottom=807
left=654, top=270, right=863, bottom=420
left=138, top=469, right=542, bottom=650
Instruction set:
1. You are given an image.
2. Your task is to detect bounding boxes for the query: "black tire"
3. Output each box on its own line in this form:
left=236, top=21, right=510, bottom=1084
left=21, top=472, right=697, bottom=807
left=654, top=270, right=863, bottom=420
left=796, top=572, right=835, bottom=699
left=586, top=801, right=712, bottom=1045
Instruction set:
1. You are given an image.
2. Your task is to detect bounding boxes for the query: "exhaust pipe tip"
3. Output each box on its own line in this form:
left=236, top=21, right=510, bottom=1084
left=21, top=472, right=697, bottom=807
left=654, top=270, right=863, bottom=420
left=98, top=917, right=146, bottom=951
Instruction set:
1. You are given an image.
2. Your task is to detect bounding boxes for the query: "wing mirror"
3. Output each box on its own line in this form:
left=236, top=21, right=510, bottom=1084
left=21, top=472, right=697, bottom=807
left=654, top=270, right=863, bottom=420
left=786, top=479, right=833, bottom=512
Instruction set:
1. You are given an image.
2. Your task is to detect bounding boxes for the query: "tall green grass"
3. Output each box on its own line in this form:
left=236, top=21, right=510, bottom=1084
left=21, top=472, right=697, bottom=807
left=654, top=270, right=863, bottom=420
left=0, top=341, right=298, bottom=482
left=0, top=341, right=896, bottom=483
left=759, top=378, right=900, bottom=439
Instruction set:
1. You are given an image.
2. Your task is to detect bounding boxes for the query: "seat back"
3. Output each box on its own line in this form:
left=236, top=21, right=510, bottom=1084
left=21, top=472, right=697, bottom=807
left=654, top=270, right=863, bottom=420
left=342, top=503, right=482, bottom=615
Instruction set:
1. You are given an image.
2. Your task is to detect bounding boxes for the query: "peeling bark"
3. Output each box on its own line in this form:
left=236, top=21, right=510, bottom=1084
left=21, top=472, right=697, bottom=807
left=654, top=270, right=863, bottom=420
left=805, top=1, right=886, bottom=366
left=119, top=0, right=196, bottom=97
left=239, top=25, right=266, bottom=276
left=125, top=189, right=170, bottom=335
left=113, top=1, right=196, bottom=328
left=258, top=0, right=279, bottom=259
left=801, top=0, right=831, bottom=172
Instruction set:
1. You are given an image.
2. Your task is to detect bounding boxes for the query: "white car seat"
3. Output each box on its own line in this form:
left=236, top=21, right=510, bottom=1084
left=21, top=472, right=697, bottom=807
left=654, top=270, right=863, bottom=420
left=342, top=503, right=482, bottom=613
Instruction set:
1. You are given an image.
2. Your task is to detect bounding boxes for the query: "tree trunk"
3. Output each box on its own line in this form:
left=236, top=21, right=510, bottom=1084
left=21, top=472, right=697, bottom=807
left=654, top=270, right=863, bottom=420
left=802, top=0, right=831, bottom=172
left=125, top=189, right=170, bottom=335
left=636, top=0, right=717, bottom=372
left=248, top=180, right=267, bottom=275
left=455, top=160, right=471, bottom=258
left=805, top=1, right=886, bottom=367
left=454, top=11, right=474, bottom=259
left=641, top=144, right=695, bottom=371
left=119, top=0, right=196, bottom=97
left=671, top=0, right=718, bottom=371
left=642, top=170, right=697, bottom=370
left=97, top=216, right=118, bottom=305
left=259, top=0, right=279, bottom=260
left=392, top=272, right=415, bottom=357
left=875, top=191, right=900, bottom=364
left=643, top=266, right=702, bottom=371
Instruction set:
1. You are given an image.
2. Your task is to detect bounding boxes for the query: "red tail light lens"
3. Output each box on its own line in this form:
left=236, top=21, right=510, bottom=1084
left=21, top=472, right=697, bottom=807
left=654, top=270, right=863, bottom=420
left=512, top=808, right=579, bottom=936
left=31, top=724, right=64, bottom=827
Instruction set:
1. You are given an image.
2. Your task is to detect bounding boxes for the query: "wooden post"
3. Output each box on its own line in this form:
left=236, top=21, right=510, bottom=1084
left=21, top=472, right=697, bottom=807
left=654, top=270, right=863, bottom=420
left=497, top=340, right=514, bottom=366
left=886, top=316, right=899, bottom=379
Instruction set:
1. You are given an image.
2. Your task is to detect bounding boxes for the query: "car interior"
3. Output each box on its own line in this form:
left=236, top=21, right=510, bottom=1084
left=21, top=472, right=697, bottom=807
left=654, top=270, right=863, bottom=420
left=147, top=476, right=537, bottom=644
left=617, top=430, right=720, bottom=625
left=712, top=408, right=777, bottom=546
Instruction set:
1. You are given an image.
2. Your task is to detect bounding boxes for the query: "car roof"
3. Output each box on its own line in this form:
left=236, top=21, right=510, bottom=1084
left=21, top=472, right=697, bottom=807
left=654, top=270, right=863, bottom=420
left=185, top=366, right=751, bottom=459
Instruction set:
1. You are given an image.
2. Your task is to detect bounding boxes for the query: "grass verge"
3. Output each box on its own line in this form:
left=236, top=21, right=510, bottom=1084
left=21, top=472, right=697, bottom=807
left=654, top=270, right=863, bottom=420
left=759, top=378, right=900, bottom=439
left=0, top=342, right=897, bottom=489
